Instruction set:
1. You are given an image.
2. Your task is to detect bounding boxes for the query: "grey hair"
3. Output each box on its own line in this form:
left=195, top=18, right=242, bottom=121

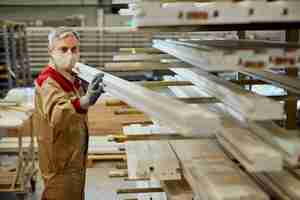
left=48, top=27, right=80, bottom=49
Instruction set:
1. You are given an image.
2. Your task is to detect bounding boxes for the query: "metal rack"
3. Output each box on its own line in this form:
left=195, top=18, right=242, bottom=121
left=26, top=27, right=153, bottom=78
left=0, top=21, right=31, bottom=97
left=131, top=0, right=300, bottom=130
left=26, top=26, right=235, bottom=79
left=104, top=1, right=300, bottom=200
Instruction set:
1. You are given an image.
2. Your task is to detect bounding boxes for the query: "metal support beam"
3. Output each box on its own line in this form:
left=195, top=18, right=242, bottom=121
left=285, top=67, right=298, bottom=129
left=285, top=29, right=299, bottom=129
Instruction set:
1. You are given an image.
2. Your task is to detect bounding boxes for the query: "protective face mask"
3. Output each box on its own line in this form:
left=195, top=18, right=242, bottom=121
left=51, top=51, right=79, bottom=71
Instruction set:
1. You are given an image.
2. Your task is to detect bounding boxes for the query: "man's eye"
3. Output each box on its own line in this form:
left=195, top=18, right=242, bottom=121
left=71, top=47, right=78, bottom=53
left=61, top=47, right=68, bottom=53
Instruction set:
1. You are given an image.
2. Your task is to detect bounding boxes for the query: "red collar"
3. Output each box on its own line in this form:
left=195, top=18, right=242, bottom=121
left=36, top=65, right=80, bottom=92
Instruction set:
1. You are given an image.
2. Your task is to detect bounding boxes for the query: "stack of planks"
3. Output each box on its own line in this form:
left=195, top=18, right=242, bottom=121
left=88, top=94, right=150, bottom=135
left=74, top=46, right=300, bottom=200
left=170, top=139, right=268, bottom=200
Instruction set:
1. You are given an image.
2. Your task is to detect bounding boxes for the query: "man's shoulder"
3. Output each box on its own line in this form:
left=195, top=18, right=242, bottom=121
left=35, top=66, right=74, bottom=93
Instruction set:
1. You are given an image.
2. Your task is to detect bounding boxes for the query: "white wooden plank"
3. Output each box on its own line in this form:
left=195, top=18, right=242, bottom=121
left=162, top=179, right=193, bottom=200
left=171, top=68, right=284, bottom=121
left=75, top=62, right=221, bottom=137
left=113, top=54, right=173, bottom=61
left=123, top=124, right=177, bottom=136
left=170, top=139, right=228, bottom=164
left=125, top=141, right=181, bottom=181
left=104, top=62, right=190, bottom=71
left=167, top=77, right=283, bottom=172
left=0, top=110, right=30, bottom=129
left=132, top=1, right=300, bottom=27
left=248, top=121, right=300, bottom=167
left=252, top=170, right=300, bottom=200
left=185, top=160, right=269, bottom=200
left=266, top=170, right=300, bottom=200
left=135, top=180, right=167, bottom=200
left=217, top=127, right=282, bottom=172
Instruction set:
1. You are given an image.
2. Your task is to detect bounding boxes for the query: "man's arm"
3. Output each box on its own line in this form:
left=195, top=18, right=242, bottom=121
left=40, top=78, right=86, bottom=130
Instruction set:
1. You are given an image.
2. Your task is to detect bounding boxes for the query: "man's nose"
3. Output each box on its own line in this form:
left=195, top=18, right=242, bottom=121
left=66, top=49, right=73, bottom=54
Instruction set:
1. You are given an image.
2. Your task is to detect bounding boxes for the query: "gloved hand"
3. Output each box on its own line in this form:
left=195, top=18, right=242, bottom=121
left=80, top=73, right=104, bottom=109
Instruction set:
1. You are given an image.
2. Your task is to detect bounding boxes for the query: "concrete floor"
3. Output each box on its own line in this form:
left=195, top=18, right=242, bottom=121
left=0, top=161, right=136, bottom=200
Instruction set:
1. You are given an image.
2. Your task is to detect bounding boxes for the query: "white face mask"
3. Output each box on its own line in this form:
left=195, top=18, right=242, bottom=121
left=51, top=51, right=79, bottom=71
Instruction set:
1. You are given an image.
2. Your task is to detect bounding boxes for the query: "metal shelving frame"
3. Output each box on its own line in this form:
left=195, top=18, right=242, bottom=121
left=0, top=21, right=31, bottom=97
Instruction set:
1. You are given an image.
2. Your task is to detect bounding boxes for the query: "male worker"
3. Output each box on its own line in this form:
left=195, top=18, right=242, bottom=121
left=34, top=27, right=104, bottom=200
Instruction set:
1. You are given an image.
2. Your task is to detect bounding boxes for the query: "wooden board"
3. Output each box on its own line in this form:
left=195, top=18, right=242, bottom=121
left=104, top=62, right=191, bottom=72
left=217, top=127, right=282, bottom=172
left=123, top=124, right=177, bottom=136
left=109, top=169, right=128, bottom=178
left=138, top=80, right=193, bottom=88
left=0, top=137, right=37, bottom=153
left=168, top=81, right=283, bottom=172
left=125, top=140, right=181, bottom=181
left=119, top=48, right=161, bottom=54
left=185, top=160, right=269, bottom=200
left=0, top=106, right=32, bottom=129
left=88, top=96, right=150, bottom=135
left=166, top=75, right=300, bottom=168
left=87, top=154, right=126, bottom=168
left=0, top=106, right=33, bottom=137
left=266, top=170, right=300, bottom=200
left=76, top=63, right=220, bottom=137
left=133, top=180, right=166, bottom=200
left=169, top=139, right=268, bottom=200
left=251, top=170, right=300, bottom=200
left=170, top=139, right=228, bottom=164
left=248, top=121, right=300, bottom=167
left=171, top=68, right=284, bottom=121
left=113, top=54, right=173, bottom=61
left=162, top=179, right=193, bottom=200
left=2, top=95, right=149, bottom=137
left=0, top=172, right=16, bottom=188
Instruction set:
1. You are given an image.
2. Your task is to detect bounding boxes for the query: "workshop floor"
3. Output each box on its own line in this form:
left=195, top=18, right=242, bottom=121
left=0, top=161, right=135, bottom=200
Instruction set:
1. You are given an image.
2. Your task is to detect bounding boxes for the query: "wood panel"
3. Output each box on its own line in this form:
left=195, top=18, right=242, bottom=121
left=104, top=62, right=191, bottom=72
left=170, top=139, right=268, bottom=200
left=218, top=127, right=282, bottom=172
left=167, top=80, right=284, bottom=171
left=113, top=54, right=173, bottom=61
left=88, top=96, right=149, bottom=135
left=125, top=140, right=181, bottom=181
left=162, top=179, right=193, bottom=200
left=251, top=170, right=300, bottom=200
left=248, top=121, right=300, bottom=167
left=184, top=159, right=269, bottom=200
left=170, top=139, right=227, bottom=164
